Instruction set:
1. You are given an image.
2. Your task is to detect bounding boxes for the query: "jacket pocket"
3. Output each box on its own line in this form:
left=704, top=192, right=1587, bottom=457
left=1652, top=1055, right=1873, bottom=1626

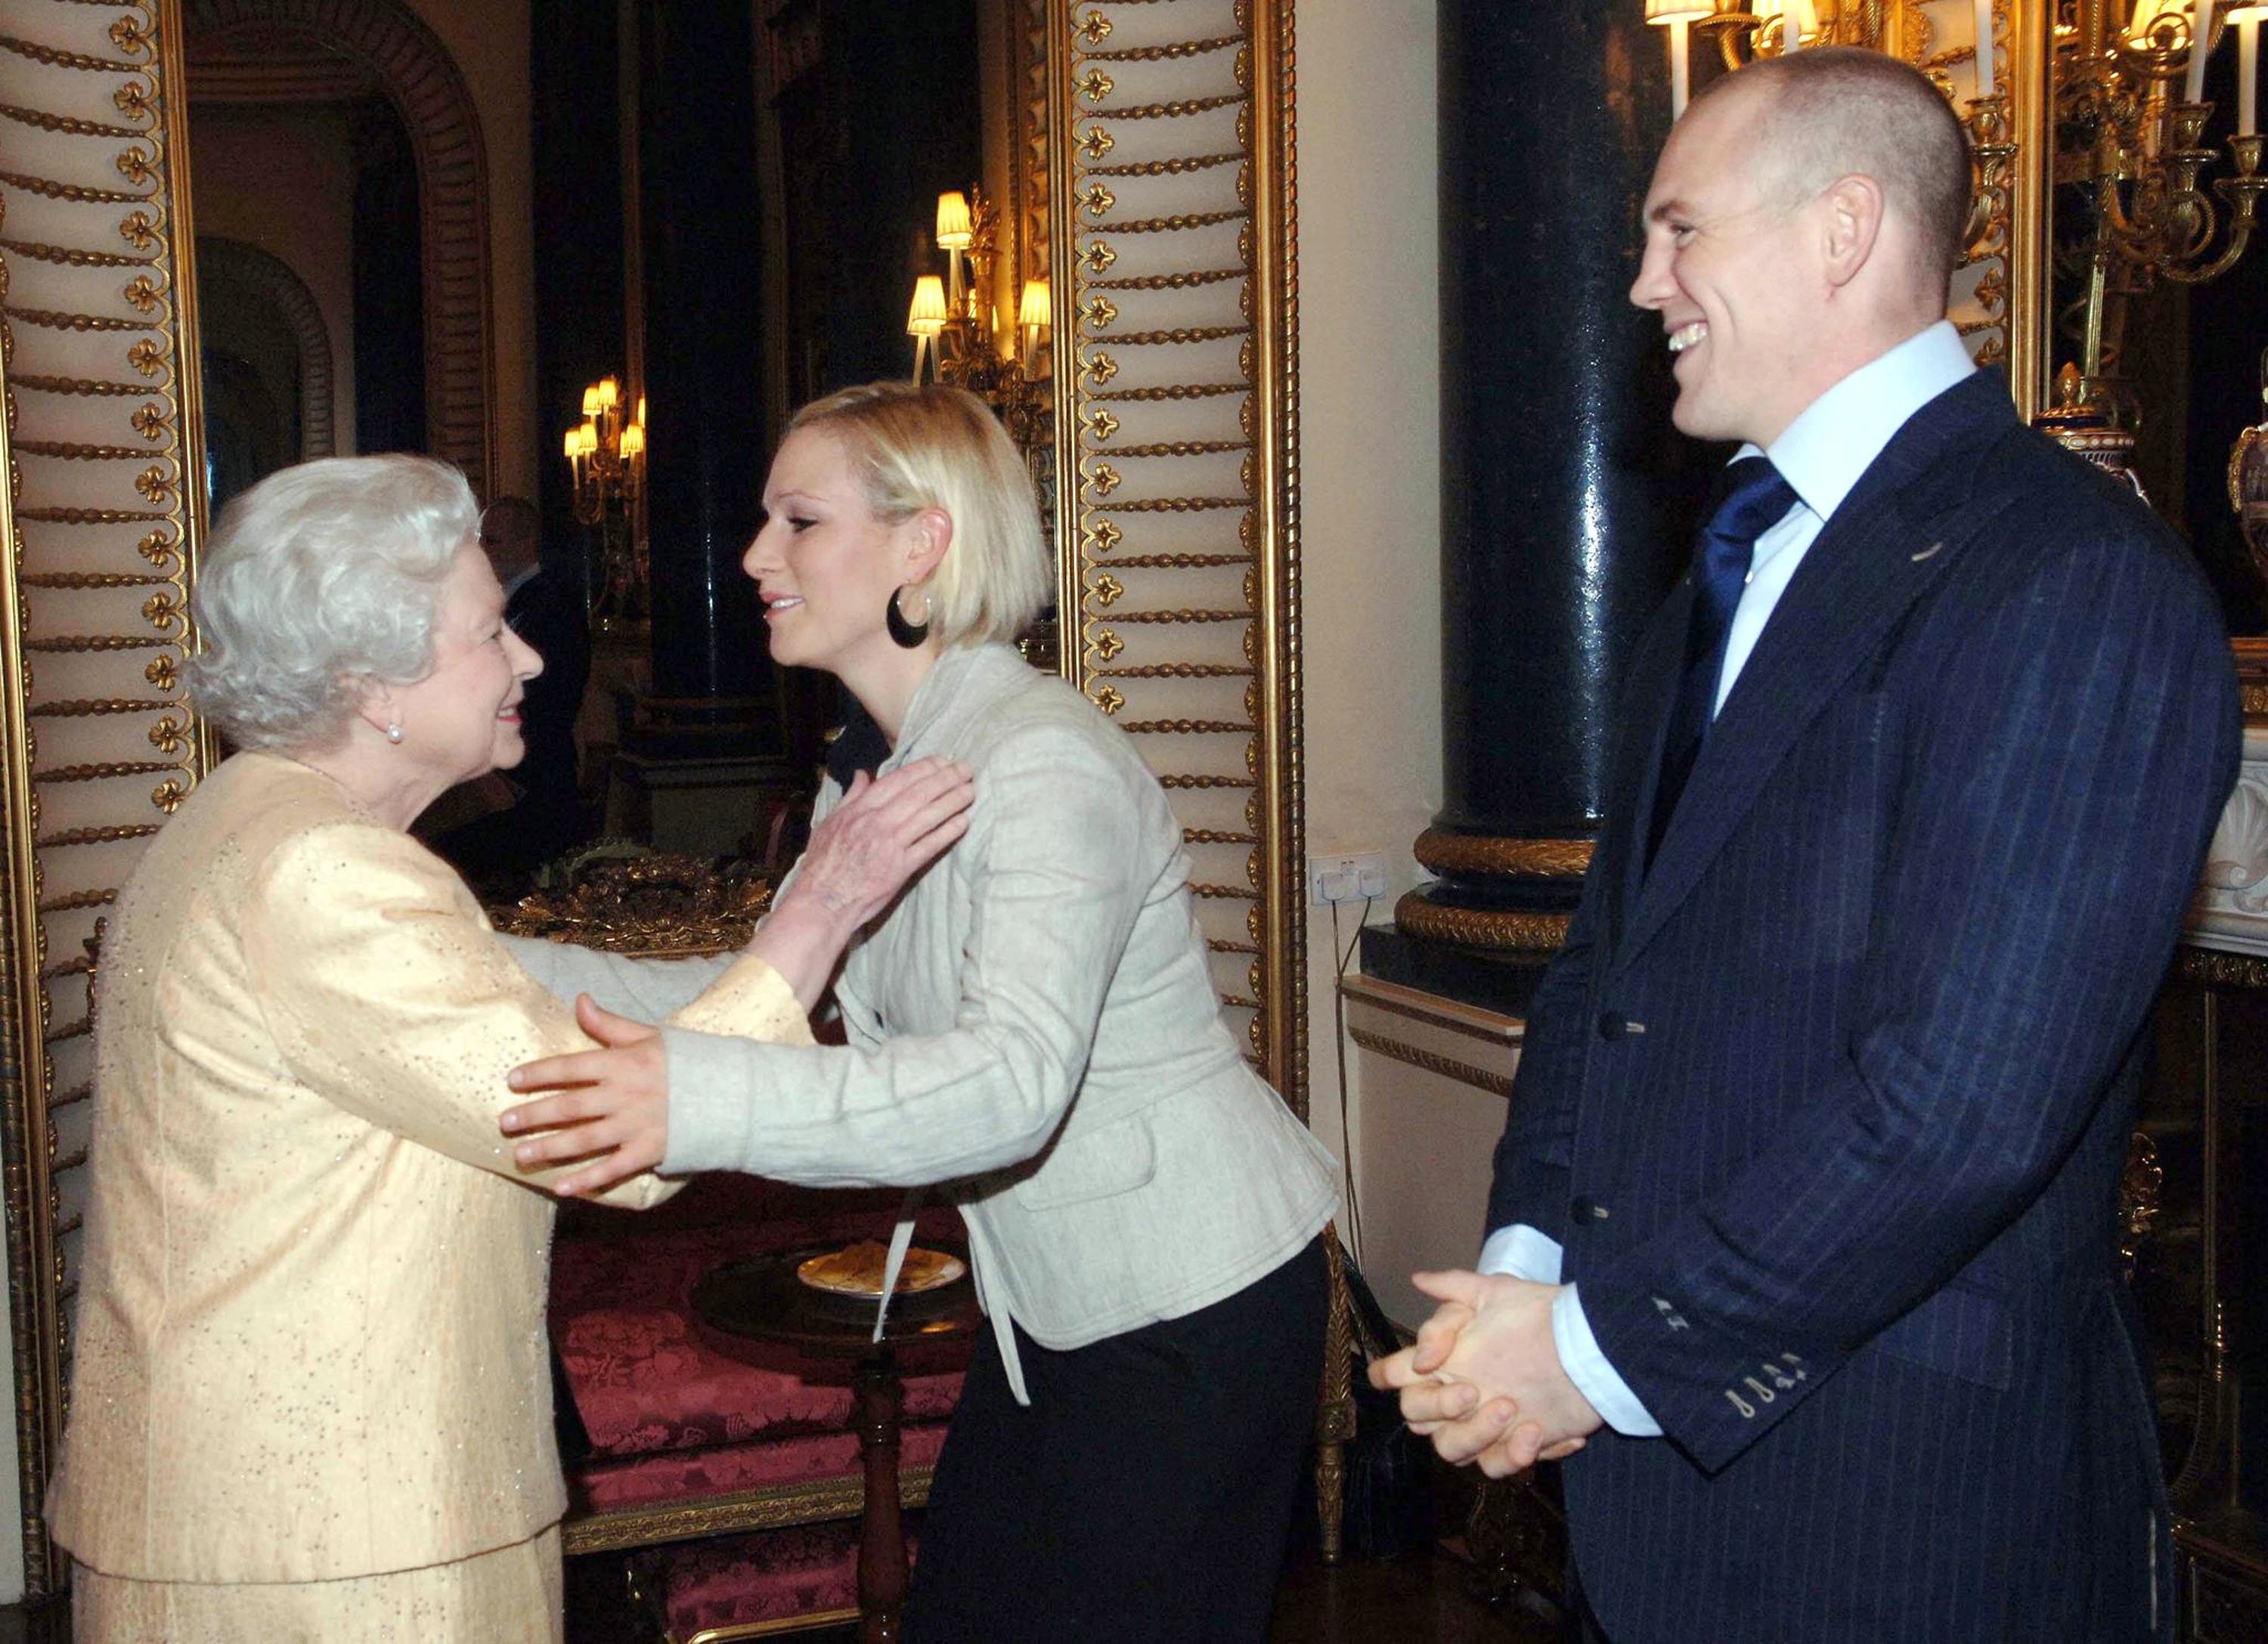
left=1870, top=1282, right=2013, bottom=1392
left=1011, top=1111, right=1158, bottom=1210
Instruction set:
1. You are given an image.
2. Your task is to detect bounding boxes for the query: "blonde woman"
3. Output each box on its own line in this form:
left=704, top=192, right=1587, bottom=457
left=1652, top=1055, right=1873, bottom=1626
left=504, top=385, right=1340, bottom=1643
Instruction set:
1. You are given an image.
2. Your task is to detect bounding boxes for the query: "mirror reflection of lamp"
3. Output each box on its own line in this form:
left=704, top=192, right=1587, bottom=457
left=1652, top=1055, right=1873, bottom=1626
left=1017, top=278, right=1051, bottom=370
left=563, top=373, right=648, bottom=630
left=908, top=274, right=949, bottom=382
left=1644, top=0, right=1713, bottom=117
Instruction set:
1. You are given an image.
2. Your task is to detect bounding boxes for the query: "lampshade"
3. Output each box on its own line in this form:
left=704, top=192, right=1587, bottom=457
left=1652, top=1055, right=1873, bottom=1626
left=2125, top=0, right=2191, bottom=45
left=637, top=394, right=647, bottom=426
left=1018, top=279, right=1052, bottom=330
left=618, top=423, right=645, bottom=460
left=581, top=385, right=600, bottom=418
left=2229, top=2, right=2268, bottom=20
left=934, top=191, right=974, bottom=251
left=1644, top=0, right=1712, bottom=21
left=562, top=428, right=580, bottom=460
left=577, top=422, right=599, bottom=457
left=907, top=275, right=949, bottom=336
left=596, top=376, right=620, bottom=410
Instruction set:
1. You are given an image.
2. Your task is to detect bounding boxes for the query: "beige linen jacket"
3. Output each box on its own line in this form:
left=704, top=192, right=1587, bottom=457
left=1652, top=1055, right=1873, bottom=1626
left=47, top=753, right=804, bottom=1584
left=658, top=644, right=1340, bottom=1399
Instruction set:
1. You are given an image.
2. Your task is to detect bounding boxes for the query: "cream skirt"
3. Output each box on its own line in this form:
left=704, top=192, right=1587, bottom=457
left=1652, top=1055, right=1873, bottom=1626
left=72, top=1525, right=563, bottom=1643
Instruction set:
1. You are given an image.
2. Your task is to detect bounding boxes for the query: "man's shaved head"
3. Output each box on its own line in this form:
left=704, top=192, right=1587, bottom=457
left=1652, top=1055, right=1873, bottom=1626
left=1691, top=46, right=1972, bottom=298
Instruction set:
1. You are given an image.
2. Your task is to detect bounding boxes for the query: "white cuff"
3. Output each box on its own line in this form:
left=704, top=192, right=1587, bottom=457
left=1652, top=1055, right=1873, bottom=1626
left=1551, top=1283, right=1661, bottom=1438
left=1478, top=1223, right=1563, bottom=1284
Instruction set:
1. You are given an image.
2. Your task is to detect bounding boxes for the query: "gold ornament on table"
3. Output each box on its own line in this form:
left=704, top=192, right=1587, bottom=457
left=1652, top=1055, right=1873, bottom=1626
left=563, top=374, right=649, bottom=636
left=493, top=846, right=774, bottom=956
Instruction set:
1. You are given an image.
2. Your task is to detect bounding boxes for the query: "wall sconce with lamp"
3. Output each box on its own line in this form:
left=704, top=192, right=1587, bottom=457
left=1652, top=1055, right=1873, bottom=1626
left=563, top=374, right=649, bottom=634
left=904, top=188, right=1053, bottom=452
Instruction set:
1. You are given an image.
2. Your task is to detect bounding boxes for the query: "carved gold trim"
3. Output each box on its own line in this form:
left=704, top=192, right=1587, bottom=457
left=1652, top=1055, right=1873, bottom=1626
left=560, top=1466, right=936, bottom=1558
left=1412, top=831, right=1595, bottom=880
left=2177, top=945, right=2268, bottom=992
left=1393, top=893, right=1572, bottom=955
left=0, top=0, right=211, bottom=1593
left=1346, top=1026, right=1515, bottom=1098
left=0, top=35, right=142, bottom=73
left=1052, top=0, right=1303, bottom=1113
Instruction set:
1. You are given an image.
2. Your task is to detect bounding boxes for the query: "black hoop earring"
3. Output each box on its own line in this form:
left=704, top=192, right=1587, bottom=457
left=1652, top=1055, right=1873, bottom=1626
left=886, top=586, right=931, bottom=649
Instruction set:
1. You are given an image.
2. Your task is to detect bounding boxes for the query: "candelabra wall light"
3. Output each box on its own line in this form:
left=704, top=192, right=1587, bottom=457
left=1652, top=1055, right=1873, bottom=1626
left=2051, top=0, right=2268, bottom=432
left=906, top=188, right=1053, bottom=453
left=564, top=375, right=649, bottom=634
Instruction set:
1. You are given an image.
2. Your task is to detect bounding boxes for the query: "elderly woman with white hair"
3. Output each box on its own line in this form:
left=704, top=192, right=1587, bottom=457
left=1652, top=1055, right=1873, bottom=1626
left=45, top=454, right=971, bottom=1643
left=501, top=383, right=1340, bottom=1643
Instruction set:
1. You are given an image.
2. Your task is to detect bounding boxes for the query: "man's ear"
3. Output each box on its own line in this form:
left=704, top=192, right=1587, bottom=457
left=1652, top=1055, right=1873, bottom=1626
left=903, top=506, right=954, bottom=584
left=1819, top=173, right=1885, bottom=289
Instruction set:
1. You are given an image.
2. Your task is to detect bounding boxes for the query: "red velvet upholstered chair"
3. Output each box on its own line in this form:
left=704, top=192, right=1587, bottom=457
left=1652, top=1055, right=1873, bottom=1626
left=551, top=1172, right=968, bottom=1639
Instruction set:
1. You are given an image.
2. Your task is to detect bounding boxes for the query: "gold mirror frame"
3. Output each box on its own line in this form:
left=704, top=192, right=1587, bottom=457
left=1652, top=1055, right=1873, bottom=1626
left=0, top=0, right=1304, bottom=1593
left=1048, top=0, right=1306, bottom=1110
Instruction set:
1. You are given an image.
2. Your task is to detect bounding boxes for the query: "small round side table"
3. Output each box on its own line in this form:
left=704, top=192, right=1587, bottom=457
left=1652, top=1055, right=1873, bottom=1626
left=691, top=1244, right=980, bottom=1644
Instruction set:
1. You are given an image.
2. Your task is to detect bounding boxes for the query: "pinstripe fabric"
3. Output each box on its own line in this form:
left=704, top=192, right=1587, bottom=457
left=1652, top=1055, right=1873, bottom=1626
left=1488, top=373, right=2239, bottom=1642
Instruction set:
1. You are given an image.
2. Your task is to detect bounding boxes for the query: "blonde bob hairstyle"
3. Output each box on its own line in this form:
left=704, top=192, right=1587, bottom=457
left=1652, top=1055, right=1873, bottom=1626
left=184, top=454, right=479, bottom=749
left=786, top=382, right=1049, bottom=649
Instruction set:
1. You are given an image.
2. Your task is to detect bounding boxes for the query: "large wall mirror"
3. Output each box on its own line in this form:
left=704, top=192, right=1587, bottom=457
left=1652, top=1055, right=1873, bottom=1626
left=0, top=0, right=1300, bottom=1595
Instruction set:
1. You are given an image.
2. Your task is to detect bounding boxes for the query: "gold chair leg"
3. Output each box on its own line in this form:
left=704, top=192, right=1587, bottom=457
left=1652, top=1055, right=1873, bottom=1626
left=1314, top=1221, right=1358, bottom=1565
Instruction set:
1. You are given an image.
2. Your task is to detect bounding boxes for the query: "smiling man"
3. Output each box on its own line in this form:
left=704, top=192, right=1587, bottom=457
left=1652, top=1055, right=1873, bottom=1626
left=1374, top=48, right=2239, bottom=1643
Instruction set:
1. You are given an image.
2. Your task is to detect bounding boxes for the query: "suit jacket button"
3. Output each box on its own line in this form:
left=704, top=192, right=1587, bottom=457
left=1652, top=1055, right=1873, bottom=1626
left=1570, top=1194, right=1606, bottom=1225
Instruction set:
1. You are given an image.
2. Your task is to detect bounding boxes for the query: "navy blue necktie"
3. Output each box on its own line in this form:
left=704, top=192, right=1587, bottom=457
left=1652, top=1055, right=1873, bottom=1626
left=1646, top=456, right=1798, bottom=870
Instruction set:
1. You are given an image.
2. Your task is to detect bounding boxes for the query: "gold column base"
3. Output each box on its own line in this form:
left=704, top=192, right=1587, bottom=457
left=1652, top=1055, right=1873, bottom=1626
left=1393, top=893, right=1572, bottom=954
left=1399, top=830, right=1589, bottom=953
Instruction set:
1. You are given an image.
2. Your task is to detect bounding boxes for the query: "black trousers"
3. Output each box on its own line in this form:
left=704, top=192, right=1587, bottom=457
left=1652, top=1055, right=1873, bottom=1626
left=905, top=1236, right=1328, bottom=1644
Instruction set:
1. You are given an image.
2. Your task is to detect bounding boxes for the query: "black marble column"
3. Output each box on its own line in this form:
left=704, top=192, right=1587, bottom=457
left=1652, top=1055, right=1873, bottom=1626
left=529, top=0, right=622, bottom=611
left=632, top=0, right=780, bottom=756
left=1366, top=0, right=1717, bottom=1011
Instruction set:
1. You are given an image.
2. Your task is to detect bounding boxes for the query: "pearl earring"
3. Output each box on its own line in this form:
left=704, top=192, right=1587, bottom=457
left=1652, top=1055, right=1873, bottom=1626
left=386, top=722, right=403, bottom=745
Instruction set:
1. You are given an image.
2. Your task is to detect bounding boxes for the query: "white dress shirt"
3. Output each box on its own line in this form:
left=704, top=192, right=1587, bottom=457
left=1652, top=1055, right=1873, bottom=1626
left=1479, top=320, right=1978, bottom=1436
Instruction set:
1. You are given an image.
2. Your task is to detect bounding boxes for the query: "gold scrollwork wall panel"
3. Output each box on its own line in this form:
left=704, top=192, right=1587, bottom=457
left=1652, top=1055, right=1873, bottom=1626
left=1052, top=0, right=1303, bottom=1111
left=0, top=0, right=206, bottom=1596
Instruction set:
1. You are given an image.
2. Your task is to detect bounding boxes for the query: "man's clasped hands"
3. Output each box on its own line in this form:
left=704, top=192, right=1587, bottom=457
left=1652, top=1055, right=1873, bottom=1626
left=1368, top=1271, right=1604, bottom=1478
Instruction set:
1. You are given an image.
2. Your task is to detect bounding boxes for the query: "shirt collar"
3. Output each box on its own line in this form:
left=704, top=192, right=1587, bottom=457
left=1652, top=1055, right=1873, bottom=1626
left=1745, top=318, right=1976, bottom=525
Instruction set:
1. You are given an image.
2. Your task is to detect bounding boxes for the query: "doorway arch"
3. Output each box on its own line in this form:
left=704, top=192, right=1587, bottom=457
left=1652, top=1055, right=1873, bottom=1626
left=185, top=0, right=495, bottom=495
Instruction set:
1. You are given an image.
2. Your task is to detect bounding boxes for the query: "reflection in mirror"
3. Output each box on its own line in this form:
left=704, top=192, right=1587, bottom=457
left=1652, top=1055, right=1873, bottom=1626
left=173, top=0, right=1033, bottom=893
left=2046, top=1, right=2268, bottom=633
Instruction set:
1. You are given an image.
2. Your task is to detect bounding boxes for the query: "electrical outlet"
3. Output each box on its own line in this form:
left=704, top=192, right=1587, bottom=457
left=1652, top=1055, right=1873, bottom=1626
left=1309, top=850, right=1388, bottom=906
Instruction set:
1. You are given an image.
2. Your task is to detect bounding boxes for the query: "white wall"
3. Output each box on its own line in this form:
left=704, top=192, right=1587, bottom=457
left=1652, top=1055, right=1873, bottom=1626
left=1293, top=1, right=1446, bottom=1310
left=403, top=0, right=538, bottom=503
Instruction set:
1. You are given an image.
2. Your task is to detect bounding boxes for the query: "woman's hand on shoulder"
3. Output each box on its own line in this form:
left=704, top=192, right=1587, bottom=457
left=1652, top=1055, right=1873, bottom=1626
left=500, top=994, right=669, bottom=1196
left=795, top=757, right=975, bottom=930
left=749, top=757, right=974, bottom=1008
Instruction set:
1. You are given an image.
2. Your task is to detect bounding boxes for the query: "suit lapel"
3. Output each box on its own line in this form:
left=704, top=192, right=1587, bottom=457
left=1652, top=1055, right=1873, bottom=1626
left=1613, top=372, right=2018, bottom=973
left=1606, top=590, right=1690, bottom=953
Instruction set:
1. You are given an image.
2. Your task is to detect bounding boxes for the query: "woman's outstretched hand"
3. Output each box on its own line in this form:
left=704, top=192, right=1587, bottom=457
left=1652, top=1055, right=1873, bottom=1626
left=753, top=755, right=975, bottom=1008
left=501, top=992, right=669, bottom=1197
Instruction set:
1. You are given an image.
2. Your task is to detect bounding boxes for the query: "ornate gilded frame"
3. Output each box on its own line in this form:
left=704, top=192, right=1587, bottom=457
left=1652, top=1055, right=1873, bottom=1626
left=0, top=0, right=212, bottom=1595
left=1048, top=0, right=1306, bottom=1114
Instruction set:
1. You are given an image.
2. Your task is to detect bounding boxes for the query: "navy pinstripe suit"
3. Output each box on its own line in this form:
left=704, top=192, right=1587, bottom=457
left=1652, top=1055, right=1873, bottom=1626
left=1489, top=370, right=2240, bottom=1642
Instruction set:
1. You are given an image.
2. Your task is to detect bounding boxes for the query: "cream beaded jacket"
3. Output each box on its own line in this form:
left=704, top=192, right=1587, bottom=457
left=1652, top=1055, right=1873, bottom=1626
left=47, top=752, right=807, bottom=1585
